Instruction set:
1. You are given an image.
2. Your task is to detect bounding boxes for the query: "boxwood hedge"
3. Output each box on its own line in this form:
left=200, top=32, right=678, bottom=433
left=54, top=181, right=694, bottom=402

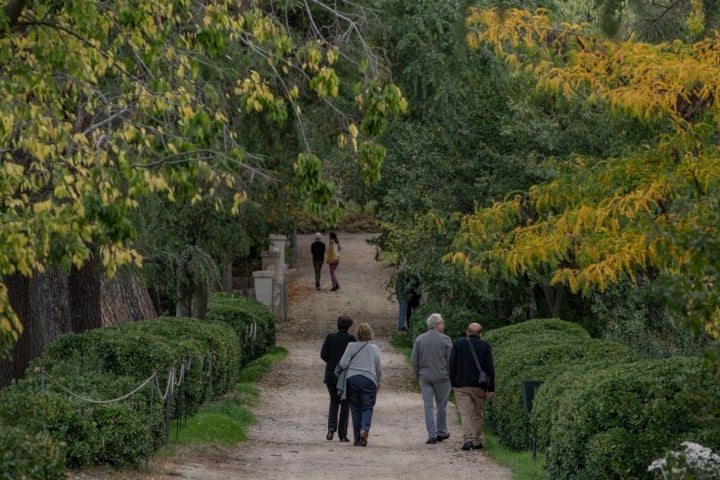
left=0, top=294, right=275, bottom=471
left=483, top=321, right=638, bottom=450
left=532, top=357, right=720, bottom=480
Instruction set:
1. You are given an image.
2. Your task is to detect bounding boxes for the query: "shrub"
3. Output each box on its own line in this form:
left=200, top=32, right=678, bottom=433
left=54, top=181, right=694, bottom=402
left=483, top=321, right=638, bottom=450
left=206, top=292, right=276, bottom=365
left=533, top=357, right=720, bottom=480
left=0, top=423, right=65, bottom=480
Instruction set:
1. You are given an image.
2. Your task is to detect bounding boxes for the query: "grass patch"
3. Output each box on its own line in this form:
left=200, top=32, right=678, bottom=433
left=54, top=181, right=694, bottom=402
left=483, top=433, right=546, bottom=480
left=171, top=346, right=288, bottom=446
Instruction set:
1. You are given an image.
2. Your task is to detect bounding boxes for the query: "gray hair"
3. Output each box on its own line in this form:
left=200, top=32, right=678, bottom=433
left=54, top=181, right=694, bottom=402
left=426, top=313, right=444, bottom=329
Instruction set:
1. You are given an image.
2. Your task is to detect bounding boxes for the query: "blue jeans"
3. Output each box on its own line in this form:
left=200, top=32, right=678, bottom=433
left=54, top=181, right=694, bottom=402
left=346, top=375, right=377, bottom=442
left=397, top=297, right=408, bottom=330
left=325, top=382, right=350, bottom=438
left=419, top=379, right=451, bottom=438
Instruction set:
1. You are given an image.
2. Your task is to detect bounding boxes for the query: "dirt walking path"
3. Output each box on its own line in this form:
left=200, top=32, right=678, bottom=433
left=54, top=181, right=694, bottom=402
left=79, top=232, right=513, bottom=480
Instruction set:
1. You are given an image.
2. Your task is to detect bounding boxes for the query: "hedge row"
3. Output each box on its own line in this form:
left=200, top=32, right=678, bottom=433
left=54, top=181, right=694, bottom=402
left=0, top=293, right=275, bottom=474
left=483, top=319, right=720, bottom=480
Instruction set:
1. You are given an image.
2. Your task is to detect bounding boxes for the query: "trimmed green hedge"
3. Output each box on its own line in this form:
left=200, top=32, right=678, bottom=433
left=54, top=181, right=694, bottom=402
left=0, top=423, right=65, bottom=480
left=0, top=295, right=275, bottom=471
left=206, top=292, right=276, bottom=364
left=532, top=357, right=720, bottom=480
left=479, top=318, right=719, bottom=480
left=483, top=320, right=638, bottom=450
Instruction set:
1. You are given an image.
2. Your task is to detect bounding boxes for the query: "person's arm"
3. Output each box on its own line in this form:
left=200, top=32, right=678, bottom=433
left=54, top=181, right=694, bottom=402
left=320, top=335, right=330, bottom=362
left=410, top=341, right=420, bottom=379
left=449, top=342, right=458, bottom=387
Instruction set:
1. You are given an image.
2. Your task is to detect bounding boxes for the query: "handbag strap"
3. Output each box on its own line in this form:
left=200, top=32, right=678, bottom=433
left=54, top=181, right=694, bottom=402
left=342, top=342, right=368, bottom=371
left=467, top=337, right=482, bottom=371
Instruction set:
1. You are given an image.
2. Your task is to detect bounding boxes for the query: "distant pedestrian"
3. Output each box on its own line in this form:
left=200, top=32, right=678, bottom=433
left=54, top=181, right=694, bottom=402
left=449, top=322, right=495, bottom=451
left=320, top=315, right=356, bottom=442
left=411, top=313, right=453, bottom=444
left=327, top=231, right=341, bottom=291
left=336, top=322, right=382, bottom=446
left=311, top=232, right=326, bottom=290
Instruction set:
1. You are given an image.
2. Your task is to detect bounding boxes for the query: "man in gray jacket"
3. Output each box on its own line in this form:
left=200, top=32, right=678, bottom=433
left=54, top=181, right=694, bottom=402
left=411, top=313, right=453, bottom=444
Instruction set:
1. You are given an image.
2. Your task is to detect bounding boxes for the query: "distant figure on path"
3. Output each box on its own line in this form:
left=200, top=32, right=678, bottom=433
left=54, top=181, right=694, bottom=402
left=449, top=322, right=495, bottom=451
left=320, top=315, right=356, bottom=442
left=412, top=313, right=453, bottom=445
left=327, top=231, right=341, bottom=291
left=311, top=232, right=326, bottom=290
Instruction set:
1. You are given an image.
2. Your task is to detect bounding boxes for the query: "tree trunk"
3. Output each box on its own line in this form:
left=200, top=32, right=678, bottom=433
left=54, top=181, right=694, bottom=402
left=191, top=286, right=209, bottom=319
left=221, top=258, right=233, bottom=293
left=0, top=267, right=71, bottom=386
left=69, top=260, right=102, bottom=333
left=101, top=273, right=157, bottom=326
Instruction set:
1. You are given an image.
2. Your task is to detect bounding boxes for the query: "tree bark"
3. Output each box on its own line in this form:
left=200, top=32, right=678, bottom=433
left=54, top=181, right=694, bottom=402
left=101, top=273, right=157, bottom=326
left=69, top=260, right=102, bottom=333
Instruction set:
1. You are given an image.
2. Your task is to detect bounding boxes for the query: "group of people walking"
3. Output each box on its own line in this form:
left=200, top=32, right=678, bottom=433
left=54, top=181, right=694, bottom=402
left=311, top=231, right=341, bottom=291
left=320, top=312, right=495, bottom=450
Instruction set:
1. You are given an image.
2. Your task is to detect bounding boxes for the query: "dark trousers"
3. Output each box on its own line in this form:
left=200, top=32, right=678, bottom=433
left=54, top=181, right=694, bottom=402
left=326, top=382, right=349, bottom=438
left=313, top=260, right=323, bottom=288
left=346, top=375, right=377, bottom=442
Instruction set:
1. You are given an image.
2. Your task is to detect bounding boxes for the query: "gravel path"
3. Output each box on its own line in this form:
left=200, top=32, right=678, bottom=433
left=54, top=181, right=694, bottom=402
left=75, top=232, right=512, bottom=480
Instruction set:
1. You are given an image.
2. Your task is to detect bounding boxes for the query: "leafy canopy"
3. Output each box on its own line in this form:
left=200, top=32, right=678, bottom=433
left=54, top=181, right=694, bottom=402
left=0, top=0, right=406, bottom=357
left=447, top=6, right=720, bottom=339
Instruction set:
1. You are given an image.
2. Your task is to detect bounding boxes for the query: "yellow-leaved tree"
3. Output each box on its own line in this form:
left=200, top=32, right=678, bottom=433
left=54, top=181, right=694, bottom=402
left=446, top=6, right=720, bottom=339
left=0, top=0, right=406, bottom=359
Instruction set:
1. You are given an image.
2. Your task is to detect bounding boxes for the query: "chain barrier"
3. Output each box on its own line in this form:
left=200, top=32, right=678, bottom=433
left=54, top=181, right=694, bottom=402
left=37, top=351, right=212, bottom=469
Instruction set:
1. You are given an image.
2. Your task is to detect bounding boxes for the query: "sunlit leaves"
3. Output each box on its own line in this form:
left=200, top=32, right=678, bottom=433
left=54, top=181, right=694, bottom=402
left=454, top=6, right=720, bottom=338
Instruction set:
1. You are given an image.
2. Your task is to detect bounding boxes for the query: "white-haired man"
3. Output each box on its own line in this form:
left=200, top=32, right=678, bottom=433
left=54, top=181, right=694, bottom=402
left=411, top=313, right=453, bottom=444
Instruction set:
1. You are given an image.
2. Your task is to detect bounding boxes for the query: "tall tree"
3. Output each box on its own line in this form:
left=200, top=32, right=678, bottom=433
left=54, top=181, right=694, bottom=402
left=448, top=6, right=720, bottom=339
left=0, top=0, right=405, bottom=362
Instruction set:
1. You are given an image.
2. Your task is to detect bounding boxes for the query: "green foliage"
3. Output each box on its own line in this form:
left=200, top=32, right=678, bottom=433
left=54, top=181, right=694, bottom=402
left=0, top=315, right=257, bottom=468
left=0, top=423, right=65, bottom=480
left=206, top=293, right=276, bottom=365
left=483, top=320, right=638, bottom=450
left=532, top=357, right=720, bottom=480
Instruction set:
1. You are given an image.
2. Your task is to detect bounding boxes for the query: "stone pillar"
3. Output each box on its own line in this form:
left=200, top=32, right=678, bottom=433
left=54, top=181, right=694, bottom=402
left=269, top=234, right=288, bottom=266
left=252, top=270, right=274, bottom=309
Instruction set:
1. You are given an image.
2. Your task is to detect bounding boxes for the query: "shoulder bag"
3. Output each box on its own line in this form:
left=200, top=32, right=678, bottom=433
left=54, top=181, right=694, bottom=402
left=467, top=338, right=489, bottom=386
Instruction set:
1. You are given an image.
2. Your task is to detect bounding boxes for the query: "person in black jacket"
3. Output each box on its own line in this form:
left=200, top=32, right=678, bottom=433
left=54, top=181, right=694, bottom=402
left=310, top=232, right=326, bottom=290
left=449, top=322, right=495, bottom=451
left=320, top=315, right=356, bottom=442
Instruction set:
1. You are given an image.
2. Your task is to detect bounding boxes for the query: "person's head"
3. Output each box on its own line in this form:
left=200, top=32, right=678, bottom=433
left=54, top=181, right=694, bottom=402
left=467, top=322, right=484, bottom=337
left=329, top=231, right=338, bottom=242
left=426, top=313, right=444, bottom=331
left=337, top=315, right=353, bottom=332
left=315, top=232, right=322, bottom=240
left=356, top=322, right=373, bottom=342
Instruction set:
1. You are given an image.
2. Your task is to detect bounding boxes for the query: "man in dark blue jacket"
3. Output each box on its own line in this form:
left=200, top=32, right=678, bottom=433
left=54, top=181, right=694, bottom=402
left=449, top=322, right=495, bottom=451
left=320, top=315, right=356, bottom=442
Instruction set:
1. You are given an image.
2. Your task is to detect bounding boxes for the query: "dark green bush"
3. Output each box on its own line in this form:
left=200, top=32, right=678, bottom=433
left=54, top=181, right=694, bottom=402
left=0, top=370, right=164, bottom=468
left=408, top=302, right=485, bottom=341
left=0, top=317, right=244, bottom=468
left=0, top=423, right=65, bottom=480
left=532, top=357, right=720, bottom=480
left=206, top=292, right=275, bottom=364
left=483, top=321, right=638, bottom=450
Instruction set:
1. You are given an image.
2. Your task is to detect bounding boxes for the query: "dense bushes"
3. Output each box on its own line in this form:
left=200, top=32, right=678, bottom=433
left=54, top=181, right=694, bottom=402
left=0, top=423, right=65, bottom=480
left=0, top=294, right=275, bottom=475
left=483, top=318, right=720, bottom=480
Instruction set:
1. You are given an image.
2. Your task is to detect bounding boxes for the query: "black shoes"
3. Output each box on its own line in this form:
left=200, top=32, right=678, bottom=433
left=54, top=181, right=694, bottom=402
left=461, top=440, right=483, bottom=450
left=436, top=433, right=450, bottom=442
left=359, top=430, right=368, bottom=447
left=339, top=437, right=349, bottom=442
left=326, top=431, right=334, bottom=441
left=426, top=438, right=437, bottom=444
